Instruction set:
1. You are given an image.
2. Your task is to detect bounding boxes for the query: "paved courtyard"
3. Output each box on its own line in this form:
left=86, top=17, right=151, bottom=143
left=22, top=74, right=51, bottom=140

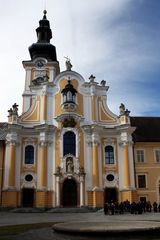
left=1, top=210, right=160, bottom=239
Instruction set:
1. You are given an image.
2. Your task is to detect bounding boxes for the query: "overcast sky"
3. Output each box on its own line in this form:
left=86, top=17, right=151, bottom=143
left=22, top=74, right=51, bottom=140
left=0, top=0, right=160, bottom=121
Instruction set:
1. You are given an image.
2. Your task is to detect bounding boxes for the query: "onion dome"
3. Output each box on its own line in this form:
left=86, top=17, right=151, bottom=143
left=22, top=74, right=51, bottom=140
left=29, top=10, right=57, bottom=61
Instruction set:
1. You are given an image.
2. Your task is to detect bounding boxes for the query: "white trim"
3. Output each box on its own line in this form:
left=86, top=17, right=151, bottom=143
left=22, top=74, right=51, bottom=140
left=23, top=143, right=36, bottom=166
left=83, top=95, right=92, bottom=123
left=136, top=173, right=148, bottom=189
left=60, top=128, right=78, bottom=158
left=3, top=144, right=10, bottom=189
left=84, top=132, right=92, bottom=192
left=21, top=172, right=36, bottom=189
left=135, top=148, right=145, bottom=163
left=103, top=143, right=116, bottom=166
left=117, top=142, right=123, bottom=189
left=16, top=143, right=21, bottom=190
left=98, top=142, right=102, bottom=188
left=104, top=171, right=118, bottom=188
left=128, top=144, right=135, bottom=189
left=154, top=149, right=160, bottom=163
left=47, top=140, right=54, bottom=191
left=54, top=70, right=85, bottom=86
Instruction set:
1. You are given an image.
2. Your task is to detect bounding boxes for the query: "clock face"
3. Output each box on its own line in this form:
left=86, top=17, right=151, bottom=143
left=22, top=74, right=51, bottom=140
left=35, top=60, right=45, bottom=68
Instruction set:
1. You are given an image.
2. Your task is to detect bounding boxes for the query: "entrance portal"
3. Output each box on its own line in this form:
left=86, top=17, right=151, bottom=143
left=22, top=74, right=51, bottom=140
left=22, top=188, right=34, bottom=207
left=62, top=179, right=77, bottom=207
left=104, top=187, right=118, bottom=203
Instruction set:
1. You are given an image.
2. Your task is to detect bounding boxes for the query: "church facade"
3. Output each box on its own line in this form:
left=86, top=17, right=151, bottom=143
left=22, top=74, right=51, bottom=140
left=0, top=12, right=160, bottom=208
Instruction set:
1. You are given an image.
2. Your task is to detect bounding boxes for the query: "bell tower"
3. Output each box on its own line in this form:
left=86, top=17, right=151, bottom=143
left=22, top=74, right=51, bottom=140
left=22, top=10, right=60, bottom=115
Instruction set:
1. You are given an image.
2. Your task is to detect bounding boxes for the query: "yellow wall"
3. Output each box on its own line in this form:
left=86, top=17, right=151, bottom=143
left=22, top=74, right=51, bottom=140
left=55, top=129, right=61, bottom=168
left=21, top=138, right=38, bottom=174
left=0, top=141, right=4, bottom=204
left=134, top=142, right=160, bottom=203
left=2, top=191, right=18, bottom=207
left=35, top=191, right=52, bottom=208
left=54, top=79, right=84, bottom=116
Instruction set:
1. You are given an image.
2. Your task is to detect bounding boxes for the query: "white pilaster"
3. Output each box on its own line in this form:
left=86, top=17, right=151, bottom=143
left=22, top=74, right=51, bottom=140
left=55, top=176, right=60, bottom=207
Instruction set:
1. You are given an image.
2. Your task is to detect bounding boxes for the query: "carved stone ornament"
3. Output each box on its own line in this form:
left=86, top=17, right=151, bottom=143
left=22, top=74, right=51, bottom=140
left=66, top=157, right=74, bottom=173
left=62, top=117, right=76, bottom=128
left=8, top=103, right=19, bottom=117
left=89, top=74, right=95, bottom=83
left=79, top=166, right=85, bottom=176
left=119, top=103, right=130, bottom=116
left=32, top=75, right=49, bottom=85
left=55, top=166, right=62, bottom=176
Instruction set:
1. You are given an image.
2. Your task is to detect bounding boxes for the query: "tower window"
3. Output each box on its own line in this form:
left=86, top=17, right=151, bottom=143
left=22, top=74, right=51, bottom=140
left=105, top=145, right=114, bottom=164
left=63, top=131, right=76, bottom=156
left=25, top=145, right=34, bottom=164
left=61, top=80, right=77, bottom=104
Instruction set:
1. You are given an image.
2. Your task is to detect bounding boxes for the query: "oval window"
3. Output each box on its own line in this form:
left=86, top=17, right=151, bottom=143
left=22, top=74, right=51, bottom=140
left=25, top=174, right=33, bottom=182
left=106, top=174, right=114, bottom=182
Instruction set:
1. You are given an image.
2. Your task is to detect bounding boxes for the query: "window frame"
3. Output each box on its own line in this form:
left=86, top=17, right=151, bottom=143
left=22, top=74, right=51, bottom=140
left=23, top=144, right=35, bottom=165
left=154, top=149, right=160, bottom=163
left=104, top=145, right=115, bottom=165
left=137, top=174, right=147, bottom=189
left=136, top=149, right=145, bottom=163
left=63, top=130, right=76, bottom=157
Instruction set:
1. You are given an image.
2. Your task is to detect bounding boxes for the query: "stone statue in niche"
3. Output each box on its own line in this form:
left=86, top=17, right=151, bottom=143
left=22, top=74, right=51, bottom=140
left=62, top=117, right=76, bottom=128
left=66, top=157, right=74, bottom=173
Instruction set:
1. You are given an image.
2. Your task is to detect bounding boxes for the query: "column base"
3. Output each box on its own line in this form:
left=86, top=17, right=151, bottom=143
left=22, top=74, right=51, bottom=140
left=35, top=190, right=53, bottom=208
left=87, top=190, right=104, bottom=208
left=2, top=190, right=18, bottom=207
left=120, top=190, right=138, bottom=202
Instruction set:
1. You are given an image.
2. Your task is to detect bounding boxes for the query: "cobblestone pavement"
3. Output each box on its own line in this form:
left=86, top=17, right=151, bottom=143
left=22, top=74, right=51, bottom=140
left=1, top=211, right=160, bottom=240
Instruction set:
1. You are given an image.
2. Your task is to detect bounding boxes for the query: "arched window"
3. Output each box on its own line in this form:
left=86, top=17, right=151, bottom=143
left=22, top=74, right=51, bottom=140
left=25, top=145, right=34, bottom=164
left=63, top=131, right=76, bottom=156
left=67, top=91, right=73, bottom=102
left=105, top=145, right=114, bottom=164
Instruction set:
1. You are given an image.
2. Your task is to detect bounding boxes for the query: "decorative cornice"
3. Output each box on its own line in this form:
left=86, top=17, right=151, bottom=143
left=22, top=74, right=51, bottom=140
left=55, top=113, right=84, bottom=123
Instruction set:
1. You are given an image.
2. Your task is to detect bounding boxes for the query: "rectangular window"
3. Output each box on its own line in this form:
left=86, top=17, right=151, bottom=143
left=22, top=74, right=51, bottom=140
left=136, top=150, right=144, bottom=163
left=138, top=175, right=146, bottom=188
left=155, top=150, right=160, bottom=163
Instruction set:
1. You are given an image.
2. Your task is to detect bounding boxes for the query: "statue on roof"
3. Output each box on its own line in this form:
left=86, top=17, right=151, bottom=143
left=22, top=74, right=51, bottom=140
left=65, top=57, right=72, bottom=71
left=119, top=103, right=126, bottom=115
left=89, top=74, right=95, bottom=83
left=119, top=103, right=130, bottom=117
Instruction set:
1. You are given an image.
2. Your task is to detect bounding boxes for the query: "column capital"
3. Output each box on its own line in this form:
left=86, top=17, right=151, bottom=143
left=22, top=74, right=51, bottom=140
left=39, top=132, right=53, bottom=146
left=92, top=133, right=100, bottom=146
left=119, top=140, right=133, bottom=147
left=6, top=133, right=19, bottom=146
